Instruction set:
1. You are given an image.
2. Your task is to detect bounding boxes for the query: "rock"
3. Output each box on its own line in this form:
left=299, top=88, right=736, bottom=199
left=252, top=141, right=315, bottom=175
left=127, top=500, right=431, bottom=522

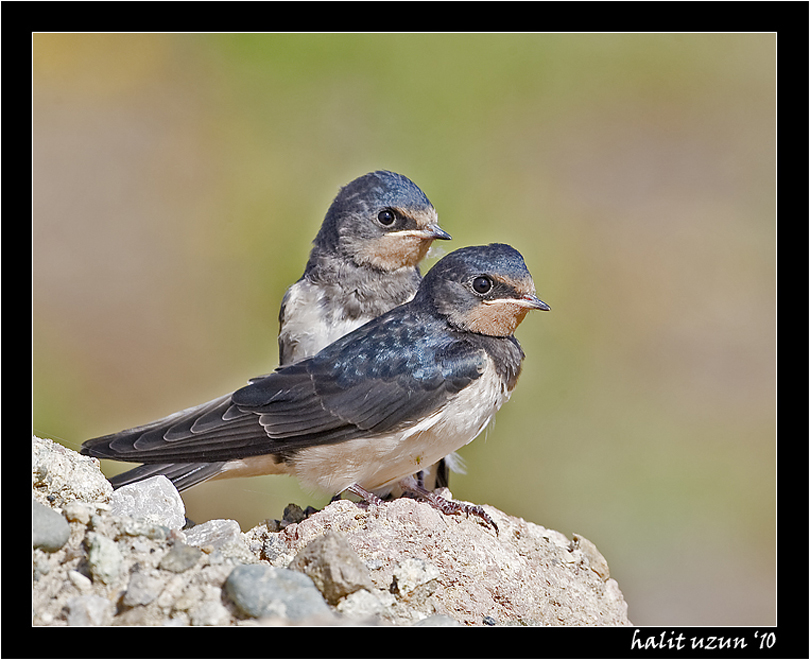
left=390, top=557, right=440, bottom=603
left=247, top=496, right=632, bottom=626
left=32, top=498, right=70, bottom=552
left=189, top=600, right=231, bottom=626
left=109, top=476, right=185, bottom=530
left=334, top=588, right=392, bottom=619
left=67, top=570, right=92, bottom=592
left=32, top=436, right=113, bottom=507
left=224, top=564, right=333, bottom=621
left=85, top=532, right=123, bottom=585
left=62, top=501, right=92, bottom=525
left=281, top=502, right=308, bottom=524
left=288, top=531, right=375, bottom=605
left=31, top=436, right=632, bottom=626
left=184, top=519, right=246, bottom=557
left=572, top=533, right=610, bottom=580
left=414, top=613, right=463, bottom=626
left=65, top=595, right=115, bottom=626
left=122, top=569, right=164, bottom=607
left=158, top=542, right=202, bottom=574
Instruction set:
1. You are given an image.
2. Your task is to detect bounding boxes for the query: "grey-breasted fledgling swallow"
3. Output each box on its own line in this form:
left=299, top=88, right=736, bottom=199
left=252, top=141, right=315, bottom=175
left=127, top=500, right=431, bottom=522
left=81, top=243, right=550, bottom=531
left=278, top=170, right=450, bottom=366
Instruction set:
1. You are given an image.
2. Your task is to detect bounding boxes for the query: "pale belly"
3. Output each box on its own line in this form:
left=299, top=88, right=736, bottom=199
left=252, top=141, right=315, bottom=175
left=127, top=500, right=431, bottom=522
left=289, top=357, right=511, bottom=495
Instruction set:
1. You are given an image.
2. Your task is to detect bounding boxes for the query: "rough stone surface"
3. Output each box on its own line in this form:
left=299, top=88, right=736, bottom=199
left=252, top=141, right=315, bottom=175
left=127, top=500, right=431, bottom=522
left=31, top=436, right=632, bottom=626
left=245, top=497, right=631, bottom=626
left=288, top=531, right=375, bottom=605
left=32, top=435, right=113, bottom=507
left=110, top=476, right=186, bottom=530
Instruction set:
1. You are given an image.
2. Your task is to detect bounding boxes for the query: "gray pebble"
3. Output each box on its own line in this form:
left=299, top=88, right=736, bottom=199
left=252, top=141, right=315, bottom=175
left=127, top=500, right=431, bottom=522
left=282, top=502, right=308, bottom=524
left=122, top=570, right=163, bottom=607
left=32, top=499, right=70, bottom=552
left=159, top=542, right=202, bottom=573
left=224, top=564, right=332, bottom=621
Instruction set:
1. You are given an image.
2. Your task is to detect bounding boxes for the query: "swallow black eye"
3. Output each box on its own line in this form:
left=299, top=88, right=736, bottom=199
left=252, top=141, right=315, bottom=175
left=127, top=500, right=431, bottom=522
left=472, top=276, right=493, bottom=295
left=377, top=209, right=396, bottom=226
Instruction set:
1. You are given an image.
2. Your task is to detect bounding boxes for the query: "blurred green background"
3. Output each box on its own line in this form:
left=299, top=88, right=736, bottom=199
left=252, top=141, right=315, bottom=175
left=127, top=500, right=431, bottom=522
left=32, top=33, right=775, bottom=625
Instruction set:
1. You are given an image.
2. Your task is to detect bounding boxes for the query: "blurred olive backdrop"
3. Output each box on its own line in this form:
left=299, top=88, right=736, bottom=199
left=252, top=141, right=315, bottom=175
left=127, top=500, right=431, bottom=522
left=32, top=33, right=775, bottom=625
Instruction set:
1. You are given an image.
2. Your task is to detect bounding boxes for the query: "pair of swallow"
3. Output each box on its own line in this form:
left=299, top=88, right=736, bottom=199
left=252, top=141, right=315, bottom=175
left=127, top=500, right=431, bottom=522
left=81, top=171, right=550, bottom=531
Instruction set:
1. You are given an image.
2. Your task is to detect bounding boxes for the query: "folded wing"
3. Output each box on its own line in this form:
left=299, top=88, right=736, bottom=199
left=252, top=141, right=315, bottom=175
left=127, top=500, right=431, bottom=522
left=82, top=312, right=485, bottom=465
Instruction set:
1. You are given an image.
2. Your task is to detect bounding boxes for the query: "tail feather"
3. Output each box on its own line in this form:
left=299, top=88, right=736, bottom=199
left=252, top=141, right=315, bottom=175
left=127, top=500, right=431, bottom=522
left=109, top=461, right=227, bottom=492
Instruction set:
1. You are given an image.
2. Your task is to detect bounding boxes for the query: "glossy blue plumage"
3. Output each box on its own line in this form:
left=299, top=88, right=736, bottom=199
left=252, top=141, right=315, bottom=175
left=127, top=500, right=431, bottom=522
left=81, top=243, right=547, bottom=496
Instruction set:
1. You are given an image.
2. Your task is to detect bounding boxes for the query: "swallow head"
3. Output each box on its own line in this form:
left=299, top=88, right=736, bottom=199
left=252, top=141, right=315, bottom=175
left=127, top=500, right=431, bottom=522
left=421, top=243, right=550, bottom=337
left=315, top=171, right=451, bottom=271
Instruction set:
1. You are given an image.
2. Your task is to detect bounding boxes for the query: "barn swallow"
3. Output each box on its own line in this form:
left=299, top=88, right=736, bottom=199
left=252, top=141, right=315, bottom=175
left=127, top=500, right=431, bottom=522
left=97, top=171, right=451, bottom=492
left=278, top=170, right=450, bottom=366
left=81, top=244, right=550, bottom=530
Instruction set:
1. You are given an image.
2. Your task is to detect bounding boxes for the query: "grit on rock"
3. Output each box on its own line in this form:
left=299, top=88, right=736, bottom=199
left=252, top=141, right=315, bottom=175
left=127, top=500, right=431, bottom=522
left=32, top=436, right=632, bottom=626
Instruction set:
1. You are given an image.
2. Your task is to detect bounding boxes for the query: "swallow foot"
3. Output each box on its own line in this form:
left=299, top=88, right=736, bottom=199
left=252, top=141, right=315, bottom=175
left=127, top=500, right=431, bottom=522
left=345, top=483, right=385, bottom=507
left=398, top=478, right=499, bottom=534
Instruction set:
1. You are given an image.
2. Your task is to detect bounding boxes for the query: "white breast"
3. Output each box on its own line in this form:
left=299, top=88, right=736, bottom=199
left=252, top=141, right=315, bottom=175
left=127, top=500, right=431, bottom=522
left=279, top=279, right=375, bottom=364
left=290, top=354, right=512, bottom=495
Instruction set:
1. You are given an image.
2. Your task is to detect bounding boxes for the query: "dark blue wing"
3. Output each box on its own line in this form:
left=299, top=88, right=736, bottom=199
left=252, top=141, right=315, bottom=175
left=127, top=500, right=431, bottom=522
left=82, top=309, right=486, bottom=464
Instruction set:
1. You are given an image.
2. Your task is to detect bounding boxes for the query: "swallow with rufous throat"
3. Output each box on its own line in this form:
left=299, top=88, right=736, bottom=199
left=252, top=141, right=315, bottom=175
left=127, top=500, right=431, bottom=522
left=81, top=243, right=550, bottom=531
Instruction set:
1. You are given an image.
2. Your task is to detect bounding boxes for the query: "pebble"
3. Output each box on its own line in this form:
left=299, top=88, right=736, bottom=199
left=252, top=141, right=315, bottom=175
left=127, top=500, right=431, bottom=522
left=185, top=518, right=243, bottom=553
left=414, top=614, right=463, bottom=626
left=159, top=542, right=203, bottom=573
left=224, top=564, right=332, bottom=621
left=189, top=600, right=231, bottom=626
left=260, top=534, right=294, bottom=565
left=67, top=570, right=92, bottom=591
left=32, top=499, right=70, bottom=552
left=288, top=531, right=375, bottom=605
left=86, top=532, right=123, bottom=585
left=122, top=570, right=163, bottom=607
left=62, top=501, right=91, bottom=525
left=335, top=588, right=390, bottom=619
left=109, top=476, right=185, bottom=530
left=65, top=595, right=114, bottom=626
left=390, top=558, right=440, bottom=602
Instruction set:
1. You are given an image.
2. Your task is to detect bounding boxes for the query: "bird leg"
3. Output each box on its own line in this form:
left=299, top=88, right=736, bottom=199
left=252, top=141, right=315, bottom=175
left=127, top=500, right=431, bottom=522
left=345, top=483, right=385, bottom=507
left=398, top=476, right=499, bottom=534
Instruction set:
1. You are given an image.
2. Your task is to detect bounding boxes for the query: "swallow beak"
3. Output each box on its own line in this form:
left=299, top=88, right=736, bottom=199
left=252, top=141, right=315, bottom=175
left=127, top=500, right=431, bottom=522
left=389, top=225, right=452, bottom=241
left=426, top=224, right=452, bottom=241
left=521, top=293, right=551, bottom=311
left=486, top=293, right=550, bottom=311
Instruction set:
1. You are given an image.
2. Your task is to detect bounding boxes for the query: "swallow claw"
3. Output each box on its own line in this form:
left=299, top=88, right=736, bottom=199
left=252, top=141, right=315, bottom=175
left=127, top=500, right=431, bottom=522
left=398, top=478, right=499, bottom=534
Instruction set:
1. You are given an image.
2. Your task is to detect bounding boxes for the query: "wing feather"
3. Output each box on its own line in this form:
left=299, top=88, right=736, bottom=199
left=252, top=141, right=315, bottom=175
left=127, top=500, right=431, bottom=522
left=82, top=310, right=486, bottom=464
